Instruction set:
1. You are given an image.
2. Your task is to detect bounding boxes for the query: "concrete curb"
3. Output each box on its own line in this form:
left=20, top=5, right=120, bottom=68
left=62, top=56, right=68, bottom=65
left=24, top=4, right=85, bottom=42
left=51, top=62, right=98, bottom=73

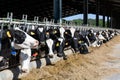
left=0, top=49, right=73, bottom=80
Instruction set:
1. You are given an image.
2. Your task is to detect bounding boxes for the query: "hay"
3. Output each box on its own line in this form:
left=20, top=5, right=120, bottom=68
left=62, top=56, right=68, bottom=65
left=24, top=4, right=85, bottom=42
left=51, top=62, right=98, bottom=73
left=21, top=36, right=120, bottom=80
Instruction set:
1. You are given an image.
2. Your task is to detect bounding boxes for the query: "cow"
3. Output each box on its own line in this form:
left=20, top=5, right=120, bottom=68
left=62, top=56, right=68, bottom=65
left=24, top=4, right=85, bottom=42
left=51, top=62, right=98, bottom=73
left=1, top=27, right=39, bottom=73
left=95, top=30, right=106, bottom=45
left=27, top=26, right=55, bottom=58
left=39, top=26, right=67, bottom=59
left=86, top=29, right=103, bottom=47
left=74, top=30, right=89, bottom=54
left=53, top=27, right=67, bottom=60
left=108, top=30, right=115, bottom=39
left=27, top=26, right=67, bottom=60
left=63, top=27, right=80, bottom=53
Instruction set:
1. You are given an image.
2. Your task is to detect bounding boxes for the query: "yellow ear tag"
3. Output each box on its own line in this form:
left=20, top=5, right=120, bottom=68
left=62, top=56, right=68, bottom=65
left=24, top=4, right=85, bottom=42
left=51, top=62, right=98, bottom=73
left=30, top=32, right=35, bottom=35
left=46, top=32, right=49, bottom=35
left=79, top=41, right=82, bottom=43
left=7, top=31, right=11, bottom=38
left=65, top=32, right=68, bottom=34
left=65, top=42, right=68, bottom=45
left=54, top=31, right=57, bottom=34
left=56, top=42, right=59, bottom=47
left=89, top=34, right=91, bottom=36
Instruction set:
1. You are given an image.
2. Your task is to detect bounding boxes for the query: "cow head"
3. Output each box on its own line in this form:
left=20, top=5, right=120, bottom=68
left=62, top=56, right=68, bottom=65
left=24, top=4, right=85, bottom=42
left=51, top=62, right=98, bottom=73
left=14, top=27, right=39, bottom=49
left=3, top=27, right=39, bottom=49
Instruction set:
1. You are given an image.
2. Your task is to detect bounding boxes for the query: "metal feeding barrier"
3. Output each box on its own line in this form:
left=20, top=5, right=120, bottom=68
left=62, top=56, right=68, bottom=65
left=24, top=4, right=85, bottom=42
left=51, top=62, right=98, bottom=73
left=0, top=13, right=60, bottom=27
left=0, top=12, right=119, bottom=32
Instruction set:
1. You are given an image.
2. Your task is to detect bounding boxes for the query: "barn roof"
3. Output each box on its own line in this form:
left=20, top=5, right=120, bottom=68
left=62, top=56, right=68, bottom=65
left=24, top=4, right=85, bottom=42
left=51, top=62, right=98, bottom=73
left=0, top=0, right=120, bottom=20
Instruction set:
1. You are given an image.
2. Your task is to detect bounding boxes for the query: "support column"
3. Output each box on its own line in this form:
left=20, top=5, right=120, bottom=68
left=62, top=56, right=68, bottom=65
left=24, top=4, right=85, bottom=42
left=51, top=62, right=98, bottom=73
left=110, top=17, right=112, bottom=28
left=111, top=10, right=120, bottom=29
left=107, top=16, right=109, bottom=27
left=96, top=0, right=100, bottom=26
left=54, top=0, right=62, bottom=24
left=59, top=0, right=62, bottom=24
left=83, top=0, right=88, bottom=25
left=103, top=15, right=105, bottom=27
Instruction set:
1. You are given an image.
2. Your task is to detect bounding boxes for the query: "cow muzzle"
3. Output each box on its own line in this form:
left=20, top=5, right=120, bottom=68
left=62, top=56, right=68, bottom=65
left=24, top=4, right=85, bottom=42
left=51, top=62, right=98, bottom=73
left=32, top=40, right=39, bottom=48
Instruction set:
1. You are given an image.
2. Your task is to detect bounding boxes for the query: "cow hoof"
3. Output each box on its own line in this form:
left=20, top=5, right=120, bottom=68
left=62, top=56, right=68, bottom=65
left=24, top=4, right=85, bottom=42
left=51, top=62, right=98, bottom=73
left=49, top=55, right=54, bottom=58
left=63, top=56, right=67, bottom=60
left=57, top=53, right=63, bottom=57
left=21, top=69, right=29, bottom=73
left=75, top=51, right=80, bottom=54
left=0, top=56, right=3, bottom=62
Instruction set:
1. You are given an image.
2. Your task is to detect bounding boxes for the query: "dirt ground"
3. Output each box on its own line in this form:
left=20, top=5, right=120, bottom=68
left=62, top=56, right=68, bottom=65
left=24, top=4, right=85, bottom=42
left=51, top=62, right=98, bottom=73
left=20, top=35, right=120, bottom=80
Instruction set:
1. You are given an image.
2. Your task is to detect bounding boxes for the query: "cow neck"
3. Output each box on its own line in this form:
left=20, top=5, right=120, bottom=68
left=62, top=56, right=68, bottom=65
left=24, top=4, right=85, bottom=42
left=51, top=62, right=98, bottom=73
left=70, top=27, right=76, bottom=38
left=13, top=29, right=26, bottom=44
left=59, top=27, right=65, bottom=39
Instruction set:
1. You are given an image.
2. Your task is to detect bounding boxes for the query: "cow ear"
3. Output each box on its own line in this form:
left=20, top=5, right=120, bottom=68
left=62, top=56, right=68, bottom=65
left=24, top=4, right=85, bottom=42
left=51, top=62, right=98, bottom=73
left=65, top=32, right=68, bottom=34
left=30, top=32, right=35, bottom=35
left=46, top=32, right=49, bottom=35
left=54, top=30, right=57, bottom=34
left=6, top=31, right=12, bottom=38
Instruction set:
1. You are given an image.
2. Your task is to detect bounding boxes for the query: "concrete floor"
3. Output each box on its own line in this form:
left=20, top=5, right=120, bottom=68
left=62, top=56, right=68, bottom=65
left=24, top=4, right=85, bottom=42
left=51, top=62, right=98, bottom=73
left=103, top=44, right=120, bottom=80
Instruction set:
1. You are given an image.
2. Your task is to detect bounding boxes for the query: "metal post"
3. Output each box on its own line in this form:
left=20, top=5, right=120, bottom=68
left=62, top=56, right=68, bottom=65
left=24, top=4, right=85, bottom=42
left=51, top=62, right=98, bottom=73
left=59, top=0, right=62, bottom=25
left=107, top=16, right=109, bottom=27
left=96, top=0, right=100, bottom=26
left=83, top=0, right=88, bottom=26
left=103, top=15, right=105, bottom=27
left=110, top=17, right=112, bottom=28
left=54, top=0, right=62, bottom=24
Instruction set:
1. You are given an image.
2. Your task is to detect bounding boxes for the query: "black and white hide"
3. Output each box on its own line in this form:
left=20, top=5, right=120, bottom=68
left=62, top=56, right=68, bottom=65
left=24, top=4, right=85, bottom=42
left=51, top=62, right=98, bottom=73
left=45, top=27, right=67, bottom=59
left=1, top=27, right=39, bottom=73
left=27, top=26, right=54, bottom=58
left=53, top=27, right=67, bottom=60
left=87, top=29, right=101, bottom=47
left=64, top=27, right=79, bottom=53
left=74, top=30, right=89, bottom=54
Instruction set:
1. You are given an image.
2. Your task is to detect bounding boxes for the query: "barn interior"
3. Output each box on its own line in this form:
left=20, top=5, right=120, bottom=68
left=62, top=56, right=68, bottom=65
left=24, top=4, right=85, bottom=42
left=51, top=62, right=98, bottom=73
left=0, top=0, right=120, bottom=28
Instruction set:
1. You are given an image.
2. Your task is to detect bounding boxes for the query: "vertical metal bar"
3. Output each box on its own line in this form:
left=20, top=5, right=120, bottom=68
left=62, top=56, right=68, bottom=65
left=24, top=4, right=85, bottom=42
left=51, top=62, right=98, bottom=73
left=110, top=17, right=113, bottom=28
left=54, top=0, right=62, bottom=24
left=103, top=15, right=105, bottom=27
left=0, top=23, right=4, bottom=51
left=83, top=0, right=88, bottom=26
left=107, top=16, right=109, bottom=27
left=59, top=0, right=62, bottom=25
left=96, top=0, right=100, bottom=26
left=109, top=17, right=112, bottom=28
left=54, top=0, right=59, bottom=23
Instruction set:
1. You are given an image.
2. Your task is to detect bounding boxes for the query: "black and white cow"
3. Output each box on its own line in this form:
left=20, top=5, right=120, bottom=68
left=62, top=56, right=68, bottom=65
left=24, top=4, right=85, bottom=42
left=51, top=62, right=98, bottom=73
left=53, top=27, right=67, bottom=60
left=27, top=26, right=67, bottom=60
left=74, top=30, right=89, bottom=54
left=64, top=27, right=80, bottom=53
left=96, top=30, right=106, bottom=45
left=86, top=29, right=102, bottom=47
left=41, top=26, right=67, bottom=59
left=1, top=27, right=39, bottom=73
left=108, top=30, right=116, bottom=39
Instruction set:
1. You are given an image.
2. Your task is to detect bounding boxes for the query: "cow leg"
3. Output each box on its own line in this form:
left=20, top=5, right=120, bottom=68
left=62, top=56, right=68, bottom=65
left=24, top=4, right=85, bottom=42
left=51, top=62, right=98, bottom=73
left=57, top=38, right=67, bottom=60
left=72, top=38, right=79, bottom=53
left=79, top=43, right=89, bottom=54
left=46, top=39, right=54, bottom=58
left=57, top=38, right=64, bottom=57
left=0, top=56, right=3, bottom=62
left=91, top=41, right=100, bottom=47
left=20, top=48, right=31, bottom=73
